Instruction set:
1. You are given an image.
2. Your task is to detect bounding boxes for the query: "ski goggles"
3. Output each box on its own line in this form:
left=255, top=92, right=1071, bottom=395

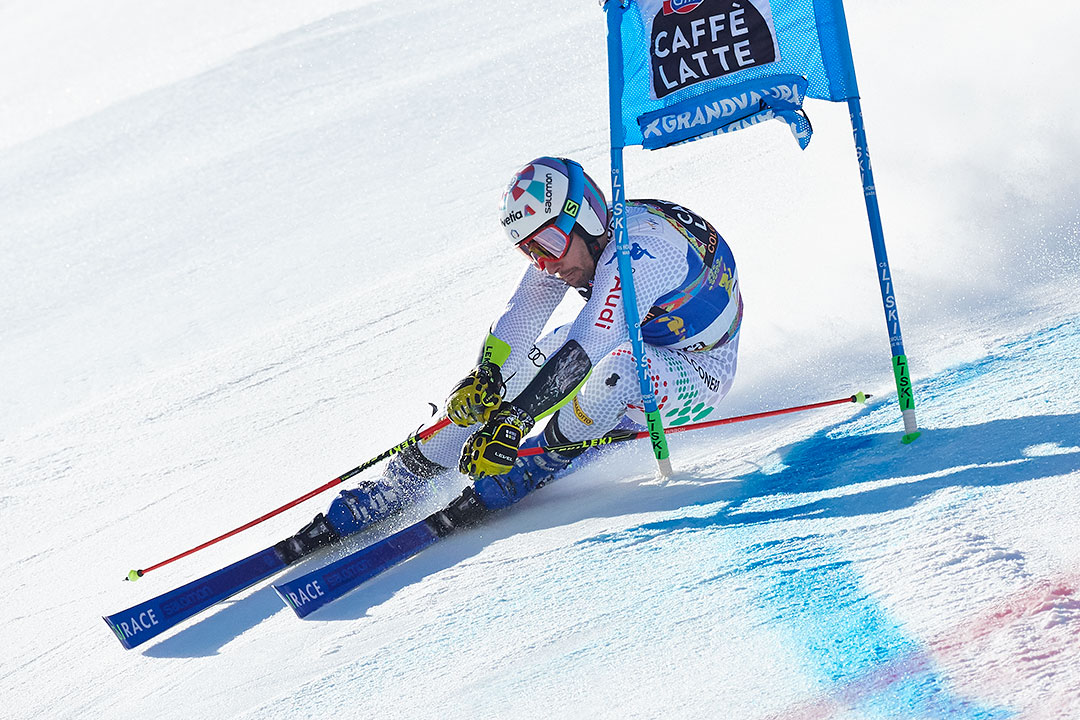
left=515, top=160, right=585, bottom=269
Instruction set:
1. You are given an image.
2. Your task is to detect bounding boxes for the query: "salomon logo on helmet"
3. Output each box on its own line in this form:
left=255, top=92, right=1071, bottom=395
left=499, top=157, right=609, bottom=259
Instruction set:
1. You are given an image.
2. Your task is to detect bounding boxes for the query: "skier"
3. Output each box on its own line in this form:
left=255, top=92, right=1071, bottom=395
left=279, top=157, right=742, bottom=559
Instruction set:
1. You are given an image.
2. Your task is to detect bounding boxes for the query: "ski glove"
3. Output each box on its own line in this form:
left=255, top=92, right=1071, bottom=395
left=446, top=361, right=505, bottom=428
left=459, top=402, right=535, bottom=478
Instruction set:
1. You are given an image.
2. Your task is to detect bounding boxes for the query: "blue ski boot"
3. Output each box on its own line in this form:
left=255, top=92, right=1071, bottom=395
left=471, top=412, right=643, bottom=511
left=276, top=444, right=445, bottom=562
left=473, top=434, right=577, bottom=510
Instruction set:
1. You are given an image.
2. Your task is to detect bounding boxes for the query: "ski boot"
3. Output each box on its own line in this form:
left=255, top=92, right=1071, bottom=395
left=470, top=412, right=642, bottom=510
left=275, top=444, right=445, bottom=563
left=472, top=434, right=577, bottom=510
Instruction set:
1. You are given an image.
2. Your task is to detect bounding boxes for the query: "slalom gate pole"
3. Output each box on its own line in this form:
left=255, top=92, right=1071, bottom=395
left=606, top=1, right=673, bottom=477
left=125, top=416, right=451, bottom=581
left=847, top=98, right=920, bottom=445
left=519, top=393, right=869, bottom=457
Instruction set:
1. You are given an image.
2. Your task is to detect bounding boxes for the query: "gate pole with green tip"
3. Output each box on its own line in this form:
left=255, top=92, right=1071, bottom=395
left=606, top=1, right=673, bottom=476
left=847, top=97, right=920, bottom=445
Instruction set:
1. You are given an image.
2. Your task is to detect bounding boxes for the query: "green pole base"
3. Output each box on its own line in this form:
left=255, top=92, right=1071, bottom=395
left=901, top=431, right=922, bottom=445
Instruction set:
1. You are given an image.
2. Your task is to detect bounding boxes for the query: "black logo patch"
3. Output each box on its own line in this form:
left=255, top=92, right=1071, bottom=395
left=650, top=0, right=778, bottom=99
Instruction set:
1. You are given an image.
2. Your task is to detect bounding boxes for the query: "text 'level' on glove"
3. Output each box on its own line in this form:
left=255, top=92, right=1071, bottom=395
left=459, top=403, right=535, bottom=478
left=446, top=361, right=505, bottom=428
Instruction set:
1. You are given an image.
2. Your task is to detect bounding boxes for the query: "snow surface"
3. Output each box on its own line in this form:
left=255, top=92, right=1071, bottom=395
left=2, top=1, right=1079, bottom=718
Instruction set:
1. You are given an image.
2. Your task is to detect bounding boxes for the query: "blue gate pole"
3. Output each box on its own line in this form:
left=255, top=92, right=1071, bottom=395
left=605, top=1, right=673, bottom=475
left=847, top=97, right=920, bottom=444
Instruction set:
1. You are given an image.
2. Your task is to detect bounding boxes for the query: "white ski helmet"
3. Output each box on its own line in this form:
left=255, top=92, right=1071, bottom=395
left=500, top=157, right=608, bottom=267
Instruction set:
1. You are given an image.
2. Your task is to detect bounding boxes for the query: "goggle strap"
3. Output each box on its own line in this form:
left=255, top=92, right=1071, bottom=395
left=555, top=160, right=584, bottom=236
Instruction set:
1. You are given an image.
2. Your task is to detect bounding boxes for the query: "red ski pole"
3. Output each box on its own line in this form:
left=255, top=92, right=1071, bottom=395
left=521, top=393, right=869, bottom=457
left=126, top=416, right=451, bottom=581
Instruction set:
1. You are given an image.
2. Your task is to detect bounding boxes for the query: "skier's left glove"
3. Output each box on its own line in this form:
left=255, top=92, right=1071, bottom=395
left=446, top=361, right=505, bottom=428
left=459, top=402, right=535, bottom=478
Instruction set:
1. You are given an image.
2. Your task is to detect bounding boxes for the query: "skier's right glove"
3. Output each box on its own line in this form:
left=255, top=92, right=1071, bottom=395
left=446, top=361, right=505, bottom=427
left=459, top=402, right=535, bottom=478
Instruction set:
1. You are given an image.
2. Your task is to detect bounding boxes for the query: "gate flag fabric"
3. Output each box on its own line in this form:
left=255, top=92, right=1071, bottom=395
left=610, top=0, right=859, bottom=150
left=605, top=0, right=921, bottom=449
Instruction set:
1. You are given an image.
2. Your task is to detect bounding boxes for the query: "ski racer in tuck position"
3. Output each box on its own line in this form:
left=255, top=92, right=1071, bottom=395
left=283, top=156, right=744, bottom=555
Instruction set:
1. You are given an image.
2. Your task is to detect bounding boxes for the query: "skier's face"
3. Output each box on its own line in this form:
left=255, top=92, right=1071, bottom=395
left=540, top=231, right=595, bottom=289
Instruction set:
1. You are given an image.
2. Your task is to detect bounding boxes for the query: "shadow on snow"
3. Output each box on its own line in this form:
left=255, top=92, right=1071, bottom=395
left=143, top=407, right=1080, bottom=658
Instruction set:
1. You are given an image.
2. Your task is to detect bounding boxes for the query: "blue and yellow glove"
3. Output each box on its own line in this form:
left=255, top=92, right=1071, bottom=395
left=446, top=361, right=505, bottom=428
left=459, top=402, right=535, bottom=478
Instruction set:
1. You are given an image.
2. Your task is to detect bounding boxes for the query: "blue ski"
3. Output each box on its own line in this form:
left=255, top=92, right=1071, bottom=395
left=274, top=488, right=489, bottom=618
left=103, top=511, right=344, bottom=650
left=275, top=522, right=437, bottom=617
left=103, top=546, right=286, bottom=650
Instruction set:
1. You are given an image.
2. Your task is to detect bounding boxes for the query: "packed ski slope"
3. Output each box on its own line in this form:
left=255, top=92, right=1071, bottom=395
left=2, top=1, right=1079, bottom=718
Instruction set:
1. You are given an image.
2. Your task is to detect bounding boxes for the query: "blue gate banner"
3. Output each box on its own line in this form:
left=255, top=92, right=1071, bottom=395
left=608, top=0, right=859, bottom=149
left=638, top=73, right=811, bottom=149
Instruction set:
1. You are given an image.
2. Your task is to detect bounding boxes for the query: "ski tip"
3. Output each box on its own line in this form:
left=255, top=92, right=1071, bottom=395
left=102, top=616, right=134, bottom=650
left=272, top=584, right=296, bottom=613
left=125, top=569, right=143, bottom=582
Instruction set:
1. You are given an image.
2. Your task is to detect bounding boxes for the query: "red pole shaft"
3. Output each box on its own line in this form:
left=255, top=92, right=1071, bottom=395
left=134, top=416, right=451, bottom=577
left=519, top=395, right=864, bottom=457
left=666, top=396, right=857, bottom=435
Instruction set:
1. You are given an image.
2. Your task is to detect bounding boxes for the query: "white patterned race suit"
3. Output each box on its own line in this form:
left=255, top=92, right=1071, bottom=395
left=421, top=198, right=743, bottom=466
